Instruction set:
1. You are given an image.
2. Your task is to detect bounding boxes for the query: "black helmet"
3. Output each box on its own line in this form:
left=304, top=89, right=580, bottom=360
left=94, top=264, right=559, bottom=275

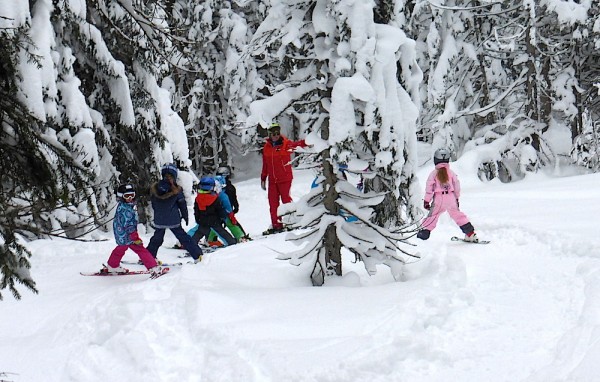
left=433, top=148, right=451, bottom=165
left=216, top=166, right=231, bottom=177
left=116, top=184, right=136, bottom=201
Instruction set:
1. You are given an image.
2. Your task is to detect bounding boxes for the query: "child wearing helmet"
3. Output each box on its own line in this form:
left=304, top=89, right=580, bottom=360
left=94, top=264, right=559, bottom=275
left=216, top=166, right=240, bottom=214
left=101, top=184, right=165, bottom=276
left=146, top=164, right=203, bottom=262
left=191, top=176, right=237, bottom=246
left=209, top=172, right=249, bottom=243
left=173, top=170, right=248, bottom=248
left=417, top=148, right=478, bottom=242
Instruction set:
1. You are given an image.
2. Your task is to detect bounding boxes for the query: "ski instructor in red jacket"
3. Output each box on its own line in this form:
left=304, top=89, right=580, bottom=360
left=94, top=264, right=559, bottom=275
left=261, top=122, right=307, bottom=234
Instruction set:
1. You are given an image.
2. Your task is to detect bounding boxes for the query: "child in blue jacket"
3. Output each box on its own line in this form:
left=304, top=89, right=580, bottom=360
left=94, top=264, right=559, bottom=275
left=102, top=184, right=163, bottom=276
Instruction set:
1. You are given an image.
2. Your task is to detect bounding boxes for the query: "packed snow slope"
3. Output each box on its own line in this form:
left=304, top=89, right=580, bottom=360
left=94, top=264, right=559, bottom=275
left=2, top=159, right=600, bottom=382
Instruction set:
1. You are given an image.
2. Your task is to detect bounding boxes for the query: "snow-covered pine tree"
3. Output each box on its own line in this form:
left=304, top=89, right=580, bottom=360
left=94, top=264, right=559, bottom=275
left=164, top=0, right=260, bottom=177
left=0, top=7, right=99, bottom=299
left=459, top=0, right=547, bottom=182
left=572, top=112, right=600, bottom=171
left=409, top=0, right=595, bottom=181
left=2, top=0, right=199, bottom=299
left=562, top=2, right=600, bottom=166
left=220, top=1, right=265, bottom=175
left=408, top=0, right=523, bottom=170
left=57, top=0, right=195, bottom=217
left=245, top=0, right=421, bottom=285
left=466, top=0, right=596, bottom=181
left=165, top=0, right=227, bottom=175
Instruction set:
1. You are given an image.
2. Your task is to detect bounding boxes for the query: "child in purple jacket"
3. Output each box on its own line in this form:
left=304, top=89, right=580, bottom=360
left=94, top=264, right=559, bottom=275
left=417, top=148, right=478, bottom=242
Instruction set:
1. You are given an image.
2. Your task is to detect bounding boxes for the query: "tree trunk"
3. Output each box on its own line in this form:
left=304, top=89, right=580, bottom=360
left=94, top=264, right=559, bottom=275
left=320, top=117, right=342, bottom=276
left=525, top=25, right=542, bottom=151
left=572, top=44, right=583, bottom=143
left=474, top=2, right=496, bottom=128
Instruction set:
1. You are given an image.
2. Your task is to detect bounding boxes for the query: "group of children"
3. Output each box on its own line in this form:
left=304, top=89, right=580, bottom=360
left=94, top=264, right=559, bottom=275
left=103, top=145, right=478, bottom=275
left=102, top=164, right=246, bottom=275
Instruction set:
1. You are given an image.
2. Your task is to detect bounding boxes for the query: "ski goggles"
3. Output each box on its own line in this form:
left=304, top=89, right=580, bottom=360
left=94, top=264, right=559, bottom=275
left=122, top=192, right=136, bottom=200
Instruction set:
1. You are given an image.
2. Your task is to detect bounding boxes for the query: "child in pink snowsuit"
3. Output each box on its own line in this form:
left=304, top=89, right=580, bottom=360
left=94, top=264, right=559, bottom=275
left=417, top=148, right=478, bottom=242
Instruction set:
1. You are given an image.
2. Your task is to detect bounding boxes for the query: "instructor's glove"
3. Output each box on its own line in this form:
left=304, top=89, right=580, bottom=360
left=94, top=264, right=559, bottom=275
left=130, top=232, right=143, bottom=245
left=182, top=216, right=189, bottom=226
left=228, top=212, right=238, bottom=225
left=424, top=201, right=431, bottom=210
left=261, top=180, right=266, bottom=190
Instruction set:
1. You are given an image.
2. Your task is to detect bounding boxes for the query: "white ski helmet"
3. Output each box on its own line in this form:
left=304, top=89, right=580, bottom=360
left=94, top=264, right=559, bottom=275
left=433, top=148, right=452, bottom=165
left=216, top=166, right=231, bottom=177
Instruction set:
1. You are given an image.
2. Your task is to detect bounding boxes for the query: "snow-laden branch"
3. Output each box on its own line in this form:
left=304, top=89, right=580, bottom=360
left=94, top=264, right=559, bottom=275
left=458, top=72, right=527, bottom=118
left=93, top=0, right=200, bottom=72
left=426, top=0, right=502, bottom=12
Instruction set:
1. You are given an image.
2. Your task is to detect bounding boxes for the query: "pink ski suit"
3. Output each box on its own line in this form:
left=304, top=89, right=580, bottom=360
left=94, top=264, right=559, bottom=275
left=421, top=163, right=471, bottom=232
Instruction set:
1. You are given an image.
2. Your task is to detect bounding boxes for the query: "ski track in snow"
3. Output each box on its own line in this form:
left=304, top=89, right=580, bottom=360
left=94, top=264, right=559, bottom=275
left=3, top=170, right=600, bottom=381
left=19, top=225, right=592, bottom=381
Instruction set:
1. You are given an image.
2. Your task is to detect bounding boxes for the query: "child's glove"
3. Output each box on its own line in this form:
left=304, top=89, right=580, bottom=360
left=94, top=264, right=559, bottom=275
left=228, top=212, right=238, bottom=225
left=182, top=216, right=189, bottom=226
left=456, top=199, right=460, bottom=208
left=261, top=180, right=266, bottom=190
left=130, top=232, right=143, bottom=245
left=424, top=201, right=431, bottom=210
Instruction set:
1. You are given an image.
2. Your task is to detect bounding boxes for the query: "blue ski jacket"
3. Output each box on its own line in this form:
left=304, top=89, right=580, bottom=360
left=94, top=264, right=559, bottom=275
left=150, top=182, right=189, bottom=228
left=113, top=201, right=139, bottom=245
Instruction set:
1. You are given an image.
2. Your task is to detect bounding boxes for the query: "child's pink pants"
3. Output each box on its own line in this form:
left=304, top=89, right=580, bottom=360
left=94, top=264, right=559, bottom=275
left=421, top=193, right=470, bottom=231
left=108, top=244, right=157, bottom=269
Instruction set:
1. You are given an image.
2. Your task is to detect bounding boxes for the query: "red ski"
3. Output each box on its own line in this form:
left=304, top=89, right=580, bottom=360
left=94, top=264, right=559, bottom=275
left=80, top=267, right=170, bottom=279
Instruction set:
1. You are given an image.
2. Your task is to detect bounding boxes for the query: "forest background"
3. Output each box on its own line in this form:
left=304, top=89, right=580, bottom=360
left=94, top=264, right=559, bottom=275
left=1, top=0, right=600, bottom=298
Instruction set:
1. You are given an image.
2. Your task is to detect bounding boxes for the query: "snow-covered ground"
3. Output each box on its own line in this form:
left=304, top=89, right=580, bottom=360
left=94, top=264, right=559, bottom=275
left=2, top=160, right=600, bottom=382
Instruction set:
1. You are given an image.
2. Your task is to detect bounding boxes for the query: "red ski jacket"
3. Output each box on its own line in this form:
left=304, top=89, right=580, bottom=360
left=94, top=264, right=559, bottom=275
left=261, top=135, right=307, bottom=184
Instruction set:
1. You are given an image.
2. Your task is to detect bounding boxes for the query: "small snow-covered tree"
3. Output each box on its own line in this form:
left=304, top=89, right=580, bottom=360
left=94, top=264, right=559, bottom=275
left=245, top=0, right=422, bottom=285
